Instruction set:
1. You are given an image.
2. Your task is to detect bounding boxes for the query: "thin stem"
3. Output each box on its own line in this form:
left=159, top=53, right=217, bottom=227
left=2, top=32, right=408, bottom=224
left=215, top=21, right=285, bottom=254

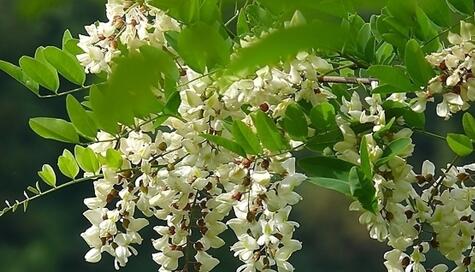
left=224, top=1, right=240, bottom=27
left=318, top=75, right=377, bottom=85
left=0, top=143, right=186, bottom=217
left=423, top=15, right=474, bottom=47
left=178, top=71, right=217, bottom=88
left=427, top=155, right=459, bottom=207
left=321, top=63, right=357, bottom=77
left=0, top=174, right=103, bottom=216
left=38, top=84, right=97, bottom=98
left=414, top=129, right=446, bottom=141
left=339, top=53, right=370, bottom=69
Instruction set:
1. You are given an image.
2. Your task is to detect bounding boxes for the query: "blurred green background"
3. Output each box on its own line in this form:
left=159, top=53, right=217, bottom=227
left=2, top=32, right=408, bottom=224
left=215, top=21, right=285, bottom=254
left=0, top=0, right=461, bottom=271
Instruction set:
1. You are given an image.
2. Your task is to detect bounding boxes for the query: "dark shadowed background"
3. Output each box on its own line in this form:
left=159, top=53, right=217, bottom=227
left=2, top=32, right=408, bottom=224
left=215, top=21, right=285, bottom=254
left=0, top=0, right=458, bottom=271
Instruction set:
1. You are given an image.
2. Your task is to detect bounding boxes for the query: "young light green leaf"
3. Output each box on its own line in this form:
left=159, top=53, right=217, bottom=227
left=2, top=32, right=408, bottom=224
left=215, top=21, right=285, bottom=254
left=228, top=21, right=346, bottom=75
left=105, top=149, right=123, bottom=169
left=201, top=134, right=246, bottom=157
left=37, top=164, right=56, bottom=187
left=62, top=29, right=74, bottom=49
left=64, top=39, right=83, bottom=56
left=74, top=146, right=100, bottom=174
left=282, top=103, right=308, bottom=140
left=57, top=149, right=79, bottom=179
left=90, top=46, right=176, bottom=132
left=19, top=56, right=59, bottom=92
left=66, top=95, right=98, bottom=138
left=232, top=120, right=262, bottom=155
left=446, top=133, right=473, bottom=157
left=405, top=39, right=435, bottom=87
left=462, top=113, right=475, bottom=140
left=43, top=46, right=86, bottom=86
left=147, top=0, right=200, bottom=23
left=0, top=60, right=39, bottom=94
left=29, top=117, right=79, bottom=143
left=27, top=186, right=40, bottom=195
left=251, top=110, right=289, bottom=152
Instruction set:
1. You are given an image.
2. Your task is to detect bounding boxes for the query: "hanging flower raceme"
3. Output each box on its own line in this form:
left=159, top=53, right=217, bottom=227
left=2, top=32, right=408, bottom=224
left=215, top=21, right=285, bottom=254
left=5, top=1, right=475, bottom=272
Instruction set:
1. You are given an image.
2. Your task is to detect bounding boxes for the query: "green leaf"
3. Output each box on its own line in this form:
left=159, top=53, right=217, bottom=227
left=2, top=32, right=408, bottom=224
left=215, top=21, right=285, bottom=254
left=405, top=39, right=435, bottom=87
left=29, top=117, right=79, bottom=143
left=0, top=60, right=40, bottom=95
left=62, top=29, right=74, bottom=50
left=147, top=0, right=200, bottom=23
left=251, top=110, right=289, bottom=152
left=417, top=0, right=452, bottom=27
left=356, top=23, right=373, bottom=61
left=19, top=56, right=59, bottom=92
left=447, top=133, right=473, bottom=157
left=0, top=60, right=39, bottom=94
left=164, top=93, right=181, bottom=116
left=305, top=130, right=343, bottom=152
left=309, top=102, right=338, bottom=132
left=463, top=113, right=475, bottom=140
left=105, top=149, right=123, bottom=169
left=282, top=103, right=308, bottom=140
left=202, top=134, right=246, bottom=157
left=43, top=46, right=86, bottom=86
left=177, top=22, right=230, bottom=73
left=376, top=137, right=412, bottom=166
left=383, top=100, right=425, bottom=129
left=57, top=149, right=79, bottom=179
left=359, top=136, right=372, bottom=179
left=415, top=7, right=441, bottom=52
left=66, top=95, right=98, bottom=138
left=348, top=167, right=377, bottom=213
left=374, top=117, right=396, bottom=139
left=375, top=42, right=395, bottom=64
left=305, top=177, right=352, bottom=196
left=164, top=31, right=179, bottom=51
left=237, top=9, right=250, bottom=36
left=299, top=156, right=356, bottom=196
left=64, top=39, right=83, bottom=56
left=199, top=0, right=221, bottom=23
left=232, top=120, right=262, bottom=155
left=447, top=0, right=473, bottom=15
left=90, top=46, right=177, bottom=132
left=368, top=65, right=418, bottom=92
left=74, top=146, right=100, bottom=173
left=228, top=20, right=346, bottom=75
left=38, top=164, right=56, bottom=187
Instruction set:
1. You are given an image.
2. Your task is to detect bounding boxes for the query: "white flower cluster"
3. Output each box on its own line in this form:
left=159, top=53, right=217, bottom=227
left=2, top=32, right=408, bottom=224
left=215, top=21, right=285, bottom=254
left=73, top=2, right=475, bottom=271
left=77, top=0, right=179, bottom=74
left=77, top=2, right=335, bottom=271
left=80, top=62, right=314, bottom=271
left=412, top=21, right=475, bottom=119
